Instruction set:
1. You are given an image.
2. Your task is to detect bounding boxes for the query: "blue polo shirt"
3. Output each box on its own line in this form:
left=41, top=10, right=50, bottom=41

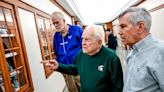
left=53, top=25, right=82, bottom=65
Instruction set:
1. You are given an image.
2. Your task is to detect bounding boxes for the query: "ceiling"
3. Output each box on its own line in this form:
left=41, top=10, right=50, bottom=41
left=22, top=0, right=164, bottom=25
left=21, top=0, right=141, bottom=25
left=56, top=0, right=140, bottom=25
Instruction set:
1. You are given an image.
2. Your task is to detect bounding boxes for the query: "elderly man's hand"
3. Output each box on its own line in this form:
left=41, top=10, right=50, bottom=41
left=41, top=60, right=59, bottom=70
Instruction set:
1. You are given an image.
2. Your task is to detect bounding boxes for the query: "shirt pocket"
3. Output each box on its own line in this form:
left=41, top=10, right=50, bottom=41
left=133, top=63, right=146, bottom=85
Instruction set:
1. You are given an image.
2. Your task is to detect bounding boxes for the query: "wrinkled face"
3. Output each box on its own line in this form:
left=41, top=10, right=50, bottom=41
left=118, top=13, right=139, bottom=46
left=52, top=16, right=65, bottom=32
left=82, top=28, right=101, bottom=55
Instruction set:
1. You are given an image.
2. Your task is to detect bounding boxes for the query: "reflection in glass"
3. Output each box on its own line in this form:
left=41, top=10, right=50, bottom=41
left=14, top=51, right=26, bottom=89
left=4, top=9, right=13, bottom=22
left=38, top=18, right=49, bottom=55
left=45, top=21, right=50, bottom=30
left=7, top=57, right=20, bottom=91
left=52, top=54, right=55, bottom=59
left=0, top=8, right=4, bottom=21
left=45, top=56, right=50, bottom=60
left=10, top=37, right=18, bottom=48
left=45, top=21, right=54, bottom=52
left=18, top=71, right=26, bottom=87
left=44, top=46, right=49, bottom=55
left=3, top=38, right=11, bottom=49
left=0, top=67, right=5, bottom=92
left=0, top=8, right=8, bottom=36
left=3, top=43, right=19, bottom=92
left=0, top=28, right=8, bottom=34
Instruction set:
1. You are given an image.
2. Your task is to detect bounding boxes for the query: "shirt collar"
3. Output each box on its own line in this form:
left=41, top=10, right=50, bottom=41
left=132, top=34, right=154, bottom=52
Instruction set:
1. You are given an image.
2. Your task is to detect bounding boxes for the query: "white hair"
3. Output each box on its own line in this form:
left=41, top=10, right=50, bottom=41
left=85, top=25, right=105, bottom=45
left=51, top=11, right=65, bottom=20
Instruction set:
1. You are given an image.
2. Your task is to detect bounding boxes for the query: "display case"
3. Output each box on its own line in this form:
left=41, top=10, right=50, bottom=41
left=37, top=16, right=55, bottom=78
left=0, top=2, right=33, bottom=92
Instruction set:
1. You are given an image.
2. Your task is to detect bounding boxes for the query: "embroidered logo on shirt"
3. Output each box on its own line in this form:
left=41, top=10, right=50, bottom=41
left=68, top=35, right=72, bottom=39
left=137, top=68, right=140, bottom=72
left=98, top=65, right=104, bottom=72
left=60, top=41, right=68, bottom=45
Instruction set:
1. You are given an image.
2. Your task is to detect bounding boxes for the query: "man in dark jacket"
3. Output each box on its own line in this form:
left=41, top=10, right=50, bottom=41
left=107, top=29, right=117, bottom=52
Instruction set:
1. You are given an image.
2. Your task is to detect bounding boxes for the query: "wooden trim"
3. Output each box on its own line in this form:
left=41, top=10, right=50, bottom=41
left=149, top=4, right=164, bottom=13
left=14, top=5, right=34, bottom=91
left=11, top=5, right=31, bottom=91
left=132, top=0, right=146, bottom=6
left=0, top=39, right=13, bottom=92
left=106, top=22, right=113, bottom=30
left=0, top=1, right=13, bottom=8
left=36, top=15, right=55, bottom=78
left=35, top=15, right=46, bottom=60
left=132, top=0, right=164, bottom=13
left=3, top=0, right=50, bottom=18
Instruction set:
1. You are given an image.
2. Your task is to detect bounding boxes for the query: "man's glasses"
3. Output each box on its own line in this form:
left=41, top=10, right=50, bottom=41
left=52, top=19, right=62, bottom=25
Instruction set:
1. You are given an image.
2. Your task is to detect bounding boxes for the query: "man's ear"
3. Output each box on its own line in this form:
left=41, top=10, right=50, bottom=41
left=98, top=39, right=102, bottom=45
left=137, top=21, right=145, bottom=34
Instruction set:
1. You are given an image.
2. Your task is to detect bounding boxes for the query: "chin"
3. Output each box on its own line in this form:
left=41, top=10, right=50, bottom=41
left=122, top=41, right=127, bottom=45
left=82, top=50, right=86, bottom=53
left=82, top=50, right=88, bottom=54
left=55, top=30, right=60, bottom=32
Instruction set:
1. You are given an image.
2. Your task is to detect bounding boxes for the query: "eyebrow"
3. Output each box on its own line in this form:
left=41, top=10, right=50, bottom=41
left=52, top=20, right=61, bottom=25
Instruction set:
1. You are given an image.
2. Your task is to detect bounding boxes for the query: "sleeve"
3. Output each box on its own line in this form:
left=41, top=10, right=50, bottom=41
left=56, top=50, right=82, bottom=76
left=150, top=52, right=164, bottom=91
left=109, top=56, right=123, bottom=92
left=57, top=63, right=78, bottom=76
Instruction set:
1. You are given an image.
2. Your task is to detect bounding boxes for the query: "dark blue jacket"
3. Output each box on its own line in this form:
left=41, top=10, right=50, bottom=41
left=53, top=25, right=82, bottom=65
left=107, top=34, right=117, bottom=51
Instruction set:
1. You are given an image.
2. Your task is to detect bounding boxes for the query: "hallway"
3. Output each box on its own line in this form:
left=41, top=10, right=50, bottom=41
left=0, top=0, right=164, bottom=92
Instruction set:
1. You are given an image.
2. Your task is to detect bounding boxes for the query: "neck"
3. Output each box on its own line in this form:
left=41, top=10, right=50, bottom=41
left=139, top=31, right=149, bottom=41
left=88, top=46, right=102, bottom=56
left=61, top=24, right=69, bottom=36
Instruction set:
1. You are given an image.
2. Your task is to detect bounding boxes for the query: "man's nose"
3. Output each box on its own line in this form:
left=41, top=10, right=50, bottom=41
left=118, top=31, right=122, bottom=35
left=118, top=29, right=123, bottom=35
left=82, top=39, right=86, bottom=45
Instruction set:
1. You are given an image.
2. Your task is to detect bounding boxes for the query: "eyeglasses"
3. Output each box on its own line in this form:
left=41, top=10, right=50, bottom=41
left=52, top=19, right=62, bottom=25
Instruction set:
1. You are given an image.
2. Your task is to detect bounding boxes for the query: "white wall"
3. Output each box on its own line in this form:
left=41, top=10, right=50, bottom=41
left=150, top=8, right=164, bottom=40
left=21, top=0, right=72, bottom=24
left=18, top=8, right=65, bottom=92
left=138, top=0, right=164, bottom=40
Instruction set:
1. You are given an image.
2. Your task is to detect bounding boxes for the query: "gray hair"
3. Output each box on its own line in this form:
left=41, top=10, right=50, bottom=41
left=119, top=7, right=152, bottom=32
left=51, top=11, right=65, bottom=20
